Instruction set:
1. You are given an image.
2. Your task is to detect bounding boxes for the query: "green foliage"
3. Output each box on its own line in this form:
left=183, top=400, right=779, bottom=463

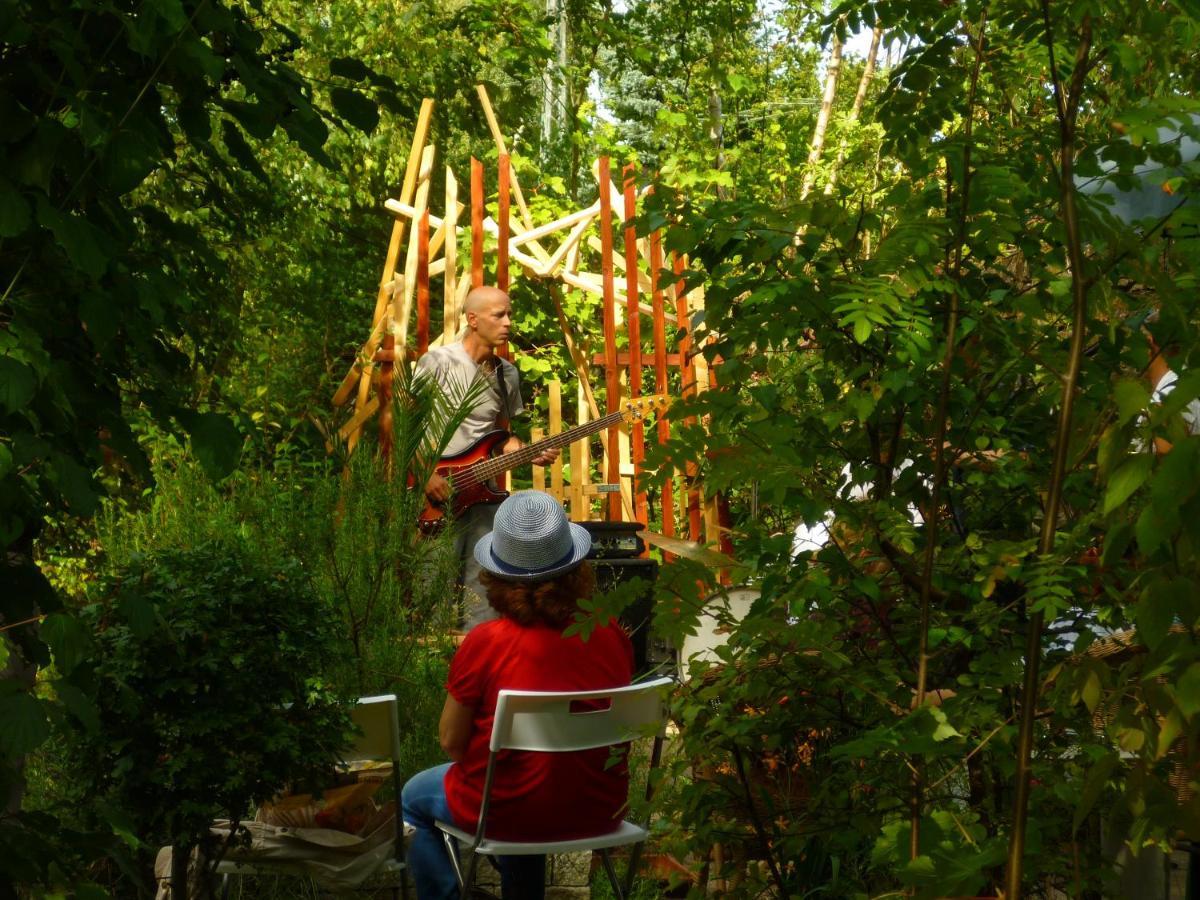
left=72, top=543, right=351, bottom=885
left=634, top=0, right=1200, bottom=895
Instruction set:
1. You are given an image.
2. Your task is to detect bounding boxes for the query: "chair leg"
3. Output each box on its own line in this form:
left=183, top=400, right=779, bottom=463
left=600, top=849, right=624, bottom=900
left=460, top=852, right=481, bottom=900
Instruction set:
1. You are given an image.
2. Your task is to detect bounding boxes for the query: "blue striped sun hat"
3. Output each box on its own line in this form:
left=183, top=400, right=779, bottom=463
left=473, top=491, right=592, bottom=582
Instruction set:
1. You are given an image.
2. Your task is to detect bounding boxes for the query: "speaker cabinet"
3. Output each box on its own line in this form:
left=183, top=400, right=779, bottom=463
left=591, top=557, right=660, bottom=676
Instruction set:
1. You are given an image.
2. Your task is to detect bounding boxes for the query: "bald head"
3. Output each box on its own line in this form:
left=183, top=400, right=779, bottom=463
left=463, top=286, right=513, bottom=353
left=464, top=286, right=510, bottom=315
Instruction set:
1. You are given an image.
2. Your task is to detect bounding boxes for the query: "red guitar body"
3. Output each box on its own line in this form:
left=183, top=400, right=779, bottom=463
left=416, top=430, right=511, bottom=533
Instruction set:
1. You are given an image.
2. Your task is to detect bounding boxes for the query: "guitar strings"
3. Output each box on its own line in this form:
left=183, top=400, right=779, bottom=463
left=445, top=405, right=653, bottom=491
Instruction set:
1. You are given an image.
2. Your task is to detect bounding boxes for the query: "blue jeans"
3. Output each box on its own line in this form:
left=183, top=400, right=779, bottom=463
left=401, top=763, right=545, bottom=900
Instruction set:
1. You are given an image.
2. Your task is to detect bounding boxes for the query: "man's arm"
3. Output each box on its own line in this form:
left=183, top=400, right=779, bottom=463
left=500, top=434, right=559, bottom=465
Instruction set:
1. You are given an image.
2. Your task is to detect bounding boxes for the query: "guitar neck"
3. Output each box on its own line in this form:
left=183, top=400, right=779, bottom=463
left=452, top=410, right=627, bottom=485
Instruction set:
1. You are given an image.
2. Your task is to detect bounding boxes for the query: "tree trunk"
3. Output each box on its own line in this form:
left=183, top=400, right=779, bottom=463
left=824, top=25, right=883, bottom=196
left=800, top=28, right=844, bottom=201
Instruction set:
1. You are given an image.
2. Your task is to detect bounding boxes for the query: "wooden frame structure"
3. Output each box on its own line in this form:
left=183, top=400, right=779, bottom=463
left=332, top=91, right=729, bottom=554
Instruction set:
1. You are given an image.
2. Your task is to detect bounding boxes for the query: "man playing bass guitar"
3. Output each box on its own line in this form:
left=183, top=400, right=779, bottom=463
left=417, top=286, right=560, bottom=630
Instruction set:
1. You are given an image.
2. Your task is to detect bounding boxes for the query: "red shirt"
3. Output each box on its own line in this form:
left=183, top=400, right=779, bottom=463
left=444, top=617, right=634, bottom=841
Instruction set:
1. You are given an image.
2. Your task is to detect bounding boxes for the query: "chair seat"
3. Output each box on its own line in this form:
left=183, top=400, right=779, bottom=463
left=434, top=819, right=647, bottom=856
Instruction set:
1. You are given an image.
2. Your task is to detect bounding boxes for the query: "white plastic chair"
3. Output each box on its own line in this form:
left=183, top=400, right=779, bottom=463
left=216, top=694, right=408, bottom=898
left=434, top=676, right=673, bottom=900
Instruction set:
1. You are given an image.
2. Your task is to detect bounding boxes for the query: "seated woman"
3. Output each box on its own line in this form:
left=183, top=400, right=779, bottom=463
left=402, top=491, right=634, bottom=900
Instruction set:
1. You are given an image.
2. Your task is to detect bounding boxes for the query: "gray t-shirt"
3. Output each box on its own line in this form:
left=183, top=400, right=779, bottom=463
left=415, top=341, right=523, bottom=456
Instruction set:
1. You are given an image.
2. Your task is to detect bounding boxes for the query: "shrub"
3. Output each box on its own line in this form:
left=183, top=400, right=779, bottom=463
left=74, top=543, right=352, bottom=896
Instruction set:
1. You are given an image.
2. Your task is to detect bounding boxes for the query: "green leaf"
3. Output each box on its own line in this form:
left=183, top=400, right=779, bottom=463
left=100, top=124, right=162, bottom=194
left=179, top=411, right=243, bottom=480
left=1156, top=708, right=1183, bottom=759
left=0, top=356, right=37, bottom=412
left=35, top=197, right=109, bottom=278
left=42, top=612, right=92, bottom=674
left=1113, top=378, right=1150, bottom=426
left=55, top=682, right=100, bottom=732
left=1135, top=586, right=1175, bottom=650
left=1081, top=669, right=1102, bottom=713
left=0, top=177, right=31, bottom=237
left=221, top=120, right=269, bottom=184
left=329, top=57, right=370, bottom=80
left=0, top=692, right=50, bottom=755
left=51, top=454, right=100, bottom=516
left=1104, top=454, right=1153, bottom=514
left=1073, top=753, right=1118, bottom=833
left=853, top=317, right=872, bottom=344
left=330, top=88, right=379, bottom=134
left=72, top=884, right=110, bottom=900
left=281, top=109, right=332, bottom=167
left=1102, top=521, right=1134, bottom=566
left=1178, top=663, right=1200, bottom=720
left=1135, top=502, right=1176, bottom=557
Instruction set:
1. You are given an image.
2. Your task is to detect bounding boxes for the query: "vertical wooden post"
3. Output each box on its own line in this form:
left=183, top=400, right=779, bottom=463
left=649, top=230, right=675, bottom=555
left=496, top=152, right=511, bottom=363
left=531, top=427, right=546, bottom=491
left=416, top=208, right=430, bottom=355
left=674, top=252, right=702, bottom=543
left=443, top=167, right=459, bottom=343
left=570, top=379, right=590, bottom=520
left=378, top=332, right=395, bottom=469
left=497, top=153, right=511, bottom=292
left=623, top=164, right=647, bottom=527
left=598, top=156, right=622, bottom=520
left=471, top=157, right=484, bottom=289
left=549, top=380, right=564, bottom=503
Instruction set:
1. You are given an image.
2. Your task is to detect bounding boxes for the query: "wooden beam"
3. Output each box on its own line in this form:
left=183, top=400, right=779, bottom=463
left=541, top=212, right=594, bottom=276
left=475, top=83, right=550, bottom=263
left=471, top=157, right=484, bottom=289
left=549, top=380, right=564, bottom=502
left=649, top=228, right=675, bottom=551
left=347, top=98, right=433, bottom=448
left=417, top=208, right=430, bottom=355
left=497, top=152, right=510, bottom=293
left=591, top=351, right=682, bottom=367
left=623, top=163, right=647, bottom=528
left=397, top=144, right=436, bottom=352
left=443, top=167, right=459, bottom=344
left=338, top=395, right=380, bottom=441
left=510, top=202, right=600, bottom=247
left=598, top=157, right=621, bottom=521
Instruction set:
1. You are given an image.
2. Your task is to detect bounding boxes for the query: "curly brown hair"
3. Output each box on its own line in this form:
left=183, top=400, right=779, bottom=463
left=478, top=562, right=596, bottom=629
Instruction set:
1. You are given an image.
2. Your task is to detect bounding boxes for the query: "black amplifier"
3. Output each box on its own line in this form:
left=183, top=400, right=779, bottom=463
left=577, top=522, right=668, bottom=675
left=578, top=520, right=645, bottom=559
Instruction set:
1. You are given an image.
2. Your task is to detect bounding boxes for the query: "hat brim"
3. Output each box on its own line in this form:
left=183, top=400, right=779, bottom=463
left=473, top=521, right=592, bottom=582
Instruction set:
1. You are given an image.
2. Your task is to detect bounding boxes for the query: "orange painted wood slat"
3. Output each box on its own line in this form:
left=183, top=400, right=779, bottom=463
left=471, top=157, right=484, bottom=289
left=416, top=208, right=430, bottom=355
left=496, top=153, right=511, bottom=360
left=377, top=333, right=395, bottom=469
left=674, top=252, right=702, bottom=542
left=497, top=153, right=511, bottom=291
left=598, top=157, right=621, bottom=520
left=622, top=164, right=647, bottom=528
left=649, top=229, right=675, bottom=555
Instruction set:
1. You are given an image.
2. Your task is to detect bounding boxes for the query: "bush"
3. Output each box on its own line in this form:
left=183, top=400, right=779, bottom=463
left=74, top=543, right=352, bottom=894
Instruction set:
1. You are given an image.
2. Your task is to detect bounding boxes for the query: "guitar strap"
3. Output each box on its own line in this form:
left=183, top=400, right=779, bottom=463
left=493, top=356, right=511, bottom=431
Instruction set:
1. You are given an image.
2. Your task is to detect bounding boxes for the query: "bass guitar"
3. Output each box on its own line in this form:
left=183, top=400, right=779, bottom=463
left=417, top=394, right=669, bottom=532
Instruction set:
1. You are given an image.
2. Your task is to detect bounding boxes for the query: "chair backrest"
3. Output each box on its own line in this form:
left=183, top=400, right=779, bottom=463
left=347, top=694, right=401, bottom=763
left=490, top=677, right=673, bottom=754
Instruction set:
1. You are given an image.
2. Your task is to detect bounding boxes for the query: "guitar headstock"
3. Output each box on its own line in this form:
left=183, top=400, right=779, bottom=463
left=619, top=394, right=671, bottom=423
